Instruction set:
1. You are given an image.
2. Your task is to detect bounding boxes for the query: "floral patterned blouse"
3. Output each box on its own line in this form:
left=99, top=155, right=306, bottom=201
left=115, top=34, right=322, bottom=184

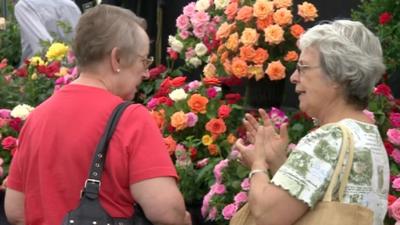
left=271, top=119, right=390, bottom=225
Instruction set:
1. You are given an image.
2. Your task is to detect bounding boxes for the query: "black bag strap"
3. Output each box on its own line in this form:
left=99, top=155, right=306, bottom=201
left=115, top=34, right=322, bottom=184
left=82, top=101, right=131, bottom=199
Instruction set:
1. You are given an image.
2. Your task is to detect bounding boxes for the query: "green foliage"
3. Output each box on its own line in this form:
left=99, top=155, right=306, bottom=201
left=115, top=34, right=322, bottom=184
left=352, top=0, right=400, bottom=73
left=0, top=3, right=21, bottom=67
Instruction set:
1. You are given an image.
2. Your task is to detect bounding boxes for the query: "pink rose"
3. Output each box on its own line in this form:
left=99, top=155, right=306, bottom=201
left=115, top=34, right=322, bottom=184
left=363, top=109, right=375, bottom=123
left=222, top=203, right=238, bottom=220
left=390, top=112, right=400, bottom=128
left=190, top=12, right=210, bottom=27
left=196, top=158, right=209, bottom=168
left=183, top=2, right=196, bottom=17
left=387, top=129, right=400, bottom=146
left=186, top=112, right=198, bottom=127
left=234, top=191, right=248, bottom=205
left=148, top=65, right=167, bottom=80
left=211, top=183, right=226, bottom=195
left=0, top=109, right=11, bottom=119
left=187, top=80, right=202, bottom=91
left=176, top=15, right=191, bottom=30
left=1, top=136, right=17, bottom=150
left=207, top=207, right=218, bottom=220
left=179, top=30, right=191, bottom=40
left=146, top=98, right=159, bottom=110
left=389, top=198, right=400, bottom=221
left=241, top=178, right=250, bottom=191
left=206, top=87, right=217, bottom=99
left=269, top=107, right=288, bottom=129
left=393, top=177, right=400, bottom=191
left=390, top=149, right=400, bottom=164
left=218, top=105, right=232, bottom=119
left=193, top=24, right=207, bottom=39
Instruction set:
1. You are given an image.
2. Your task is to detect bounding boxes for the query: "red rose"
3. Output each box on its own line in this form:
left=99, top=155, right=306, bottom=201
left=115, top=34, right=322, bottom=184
left=203, top=77, right=221, bottom=86
left=390, top=112, right=400, bottom=128
left=0, top=58, right=8, bottom=69
left=218, top=105, right=232, bottom=119
left=2, top=136, right=17, bottom=150
left=167, top=48, right=178, bottom=60
left=220, top=76, right=243, bottom=87
left=189, top=147, right=197, bottom=160
left=157, top=97, right=174, bottom=107
left=148, top=65, right=167, bottom=80
left=171, top=76, right=187, bottom=87
left=379, top=12, right=392, bottom=25
left=384, top=140, right=394, bottom=155
left=15, top=66, right=28, bottom=77
left=224, top=93, right=241, bottom=104
left=44, top=61, right=61, bottom=78
left=389, top=195, right=397, bottom=206
left=374, top=83, right=393, bottom=99
left=9, top=118, right=23, bottom=132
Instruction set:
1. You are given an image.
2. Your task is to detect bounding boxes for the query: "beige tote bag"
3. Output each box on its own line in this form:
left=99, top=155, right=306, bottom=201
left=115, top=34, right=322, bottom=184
left=230, top=124, right=373, bottom=225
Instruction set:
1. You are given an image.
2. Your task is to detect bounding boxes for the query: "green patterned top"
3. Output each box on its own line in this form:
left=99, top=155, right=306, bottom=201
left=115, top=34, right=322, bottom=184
left=271, top=119, right=389, bottom=225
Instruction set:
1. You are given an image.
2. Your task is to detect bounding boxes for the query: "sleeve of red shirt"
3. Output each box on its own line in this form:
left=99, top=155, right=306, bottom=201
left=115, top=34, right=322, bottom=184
left=126, top=105, right=177, bottom=184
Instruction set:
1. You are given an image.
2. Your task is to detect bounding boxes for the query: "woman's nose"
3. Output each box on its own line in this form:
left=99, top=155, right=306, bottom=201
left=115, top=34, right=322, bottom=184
left=142, top=70, right=150, bottom=80
left=290, top=70, right=299, bottom=84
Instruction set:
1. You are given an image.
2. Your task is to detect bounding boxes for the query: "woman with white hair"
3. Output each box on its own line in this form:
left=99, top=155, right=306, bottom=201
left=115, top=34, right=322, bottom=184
left=235, top=20, right=389, bottom=225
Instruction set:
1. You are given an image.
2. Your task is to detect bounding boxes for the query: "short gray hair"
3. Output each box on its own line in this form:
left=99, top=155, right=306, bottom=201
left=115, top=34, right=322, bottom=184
left=299, top=20, right=386, bottom=109
left=73, top=5, right=147, bottom=69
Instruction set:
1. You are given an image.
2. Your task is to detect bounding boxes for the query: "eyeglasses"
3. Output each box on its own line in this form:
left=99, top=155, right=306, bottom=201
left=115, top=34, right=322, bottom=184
left=140, top=56, right=154, bottom=69
left=296, top=63, right=320, bottom=74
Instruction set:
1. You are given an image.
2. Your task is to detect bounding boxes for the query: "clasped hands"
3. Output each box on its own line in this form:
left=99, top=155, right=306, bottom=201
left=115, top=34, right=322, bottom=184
left=235, top=109, right=289, bottom=174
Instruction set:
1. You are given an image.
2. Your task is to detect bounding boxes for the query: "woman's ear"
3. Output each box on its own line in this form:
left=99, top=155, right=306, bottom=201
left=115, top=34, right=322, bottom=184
left=110, top=47, right=121, bottom=73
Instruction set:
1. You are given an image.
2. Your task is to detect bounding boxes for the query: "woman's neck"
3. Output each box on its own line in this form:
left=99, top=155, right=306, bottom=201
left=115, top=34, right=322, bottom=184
left=72, top=73, right=110, bottom=91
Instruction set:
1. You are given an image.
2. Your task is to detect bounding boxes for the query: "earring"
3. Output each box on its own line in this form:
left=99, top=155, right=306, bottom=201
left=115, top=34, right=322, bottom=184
left=116, top=68, right=120, bottom=73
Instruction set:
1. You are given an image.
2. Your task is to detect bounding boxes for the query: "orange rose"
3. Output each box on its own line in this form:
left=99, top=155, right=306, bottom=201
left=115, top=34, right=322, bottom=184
left=150, top=110, right=165, bottom=129
left=203, top=77, right=221, bottom=86
left=252, top=48, right=269, bottom=64
left=164, top=135, right=177, bottom=155
left=248, top=65, right=264, bottom=80
left=253, top=0, right=274, bottom=20
left=171, top=76, right=187, bottom=87
left=273, top=8, right=293, bottom=26
left=231, top=57, right=248, bottom=78
left=239, top=46, right=256, bottom=61
left=273, top=0, right=292, bottom=8
left=240, top=28, right=259, bottom=46
left=187, top=94, right=209, bottom=114
left=235, top=6, right=253, bottom=22
left=284, top=51, right=299, bottom=62
left=221, top=51, right=229, bottom=63
left=209, top=53, right=218, bottom=64
left=207, top=144, right=219, bottom=156
left=290, top=24, right=305, bottom=39
left=223, top=60, right=232, bottom=75
left=264, top=24, right=285, bottom=45
left=266, top=60, right=286, bottom=80
left=206, top=118, right=227, bottom=135
left=170, top=111, right=188, bottom=131
left=216, top=22, right=234, bottom=40
left=217, top=45, right=226, bottom=55
left=226, top=32, right=239, bottom=51
left=298, top=2, right=318, bottom=22
left=256, top=15, right=273, bottom=30
left=227, top=133, right=237, bottom=144
left=203, top=63, right=217, bottom=78
left=224, top=2, right=238, bottom=20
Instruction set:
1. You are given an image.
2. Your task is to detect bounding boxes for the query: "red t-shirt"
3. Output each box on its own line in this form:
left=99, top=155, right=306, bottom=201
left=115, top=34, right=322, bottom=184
left=7, top=84, right=177, bottom=225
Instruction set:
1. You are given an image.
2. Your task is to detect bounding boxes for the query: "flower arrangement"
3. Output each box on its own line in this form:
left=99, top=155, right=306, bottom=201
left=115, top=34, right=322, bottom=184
left=352, top=0, right=400, bottom=74
left=146, top=76, right=245, bottom=203
left=204, top=0, right=318, bottom=82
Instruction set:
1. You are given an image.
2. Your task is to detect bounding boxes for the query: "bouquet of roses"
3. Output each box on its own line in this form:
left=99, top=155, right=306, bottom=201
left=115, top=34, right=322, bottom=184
left=203, top=0, right=318, bottom=82
left=146, top=76, right=245, bottom=203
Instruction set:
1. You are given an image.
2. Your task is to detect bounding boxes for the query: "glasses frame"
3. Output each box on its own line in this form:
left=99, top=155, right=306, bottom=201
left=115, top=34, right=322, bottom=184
left=296, top=63, right=320, bottom=74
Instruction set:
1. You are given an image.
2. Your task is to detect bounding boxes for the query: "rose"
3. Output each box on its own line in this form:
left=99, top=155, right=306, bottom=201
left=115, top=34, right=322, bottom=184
left=297, top=1, right=318, bottom=22
left=379, top=12, right=392, bottom=25
left=393, top=177, right=400, bottom=191
left=222, top=203, right=238, bottom=220
left=170, top=111, right=188, bottom=131
left=10, top=104, right=34, bottom=120
left=218, top=105, right=232, bottom=119
left=169, top=88, right=188, bottom=101
left=389, top=198, right=400, bottom=221
left=266, top=60, right=286, bottom=80
left=390, top=112, right=400, bottom=128
left=187, top=94, right=209, bottom=113
left=206, top=118, right=227, bottom=135
left=195, top=42, right=208, bottom=57
left=46, top=42, right=69, bottom=61
left=388, top=129, right=400, bottom=146
left=391, top=149, right=400, bottom=164
left=234, top=191, right=248, bottom=205
left=148, top=65, right=167, bottom=80
left=1, top=136, right=17, bottom=150
left=374, top=83, right=393, bottom=99
left=168, top=36, right=184, bottom=53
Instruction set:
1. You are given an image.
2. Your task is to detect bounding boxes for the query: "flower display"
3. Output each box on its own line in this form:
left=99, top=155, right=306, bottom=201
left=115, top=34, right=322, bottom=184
left=203, top=0, right=318, bottom=81
left=352, top=0, right=400, bottom=73
left=146, top=76, right=245, bottom=203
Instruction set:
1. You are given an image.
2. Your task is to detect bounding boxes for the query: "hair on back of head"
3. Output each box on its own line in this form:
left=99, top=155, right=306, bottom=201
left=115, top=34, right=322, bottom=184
left=73, top=5, right=147, bottom=69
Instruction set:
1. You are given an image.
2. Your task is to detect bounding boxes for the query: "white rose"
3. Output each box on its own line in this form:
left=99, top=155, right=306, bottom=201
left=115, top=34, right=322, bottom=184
left=169, top=88, right=188, bottom=101
left=195, top=0, right=210, bottom=12
left=168, top=36, right=184, bottom=53
left=214, top=86, right=222, bottom=92
left=214, top=0, right=229, bottom=9
left=0, top=17, right=5, bottom=30
left=188, top=57, right=202, bottom=68
left=194, top=43, right=208, bottom=57
left=11, top=104, right=35, bottom=120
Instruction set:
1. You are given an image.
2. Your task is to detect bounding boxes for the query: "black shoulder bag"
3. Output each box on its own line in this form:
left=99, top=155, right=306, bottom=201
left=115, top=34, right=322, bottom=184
left=61, top=102, right=153, bottom=225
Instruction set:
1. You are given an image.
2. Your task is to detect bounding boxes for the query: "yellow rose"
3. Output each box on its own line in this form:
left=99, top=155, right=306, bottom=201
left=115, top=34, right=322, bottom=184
left=55, top=67, right=69, bottom=77
left=226, top=32, right=239, bottom=51
left=202, top=134, right=213, bottom=146
left=248, top=65, right=264, bottom=80
left=46, top=42, right=69, bottom=61
left=30, top=56, right=45, bottom=66
left=203, top=63, right=217, bottom=78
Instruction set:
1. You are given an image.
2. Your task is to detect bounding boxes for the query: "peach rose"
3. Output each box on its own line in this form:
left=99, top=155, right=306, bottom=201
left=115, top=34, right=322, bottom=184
left=223, top=60, right=232, bottom=75
left=256, top=15, right=274, bottom=30
left=264, top=24, right=285, bottom=45
left=164, top=135, right=177, bottom=155
left=221, top=51, right=229, bottom=63
left=203, top=63, right=217, bottom=78
left=298, top=2, right=318, bottom=22
left=253, top=0, right=274, bottom=20
left=209, top=53, right=218, bottom=64
left=248, top=65, right=264, bottom=80
left=240, top=28, right=259, bottom=46
left=171, top=111, right=188, bottom=131
left=216, top=22, right=234, bottom=40
left=290, top=24, right=305, bottom=39
left=273, top=0, right=292, bottom=8
left=227, top=133, right=237, bottom=144
left=235, top=6, right=253, bottom=22
left=273, top=8, right=293, bottom=26
left=206, top=118, right=227, bottom=135
left=266, top=60, right=286, bottom=80
left=208, top=144, right=219, bottom=156
left=239, top=45, right=256, bottom=61
left=284, top=51, right=299, bottom=62
left=226, top=32, right=239, bottom=51
left=252, top=48, right=269, bottom=64
left=224, top=2, right=239, bottom=20
left=231, top=57, right=248, bottom=78
left=188, top=94, right=209, bottom=114
left=150, top=110, right=165, bottom=129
